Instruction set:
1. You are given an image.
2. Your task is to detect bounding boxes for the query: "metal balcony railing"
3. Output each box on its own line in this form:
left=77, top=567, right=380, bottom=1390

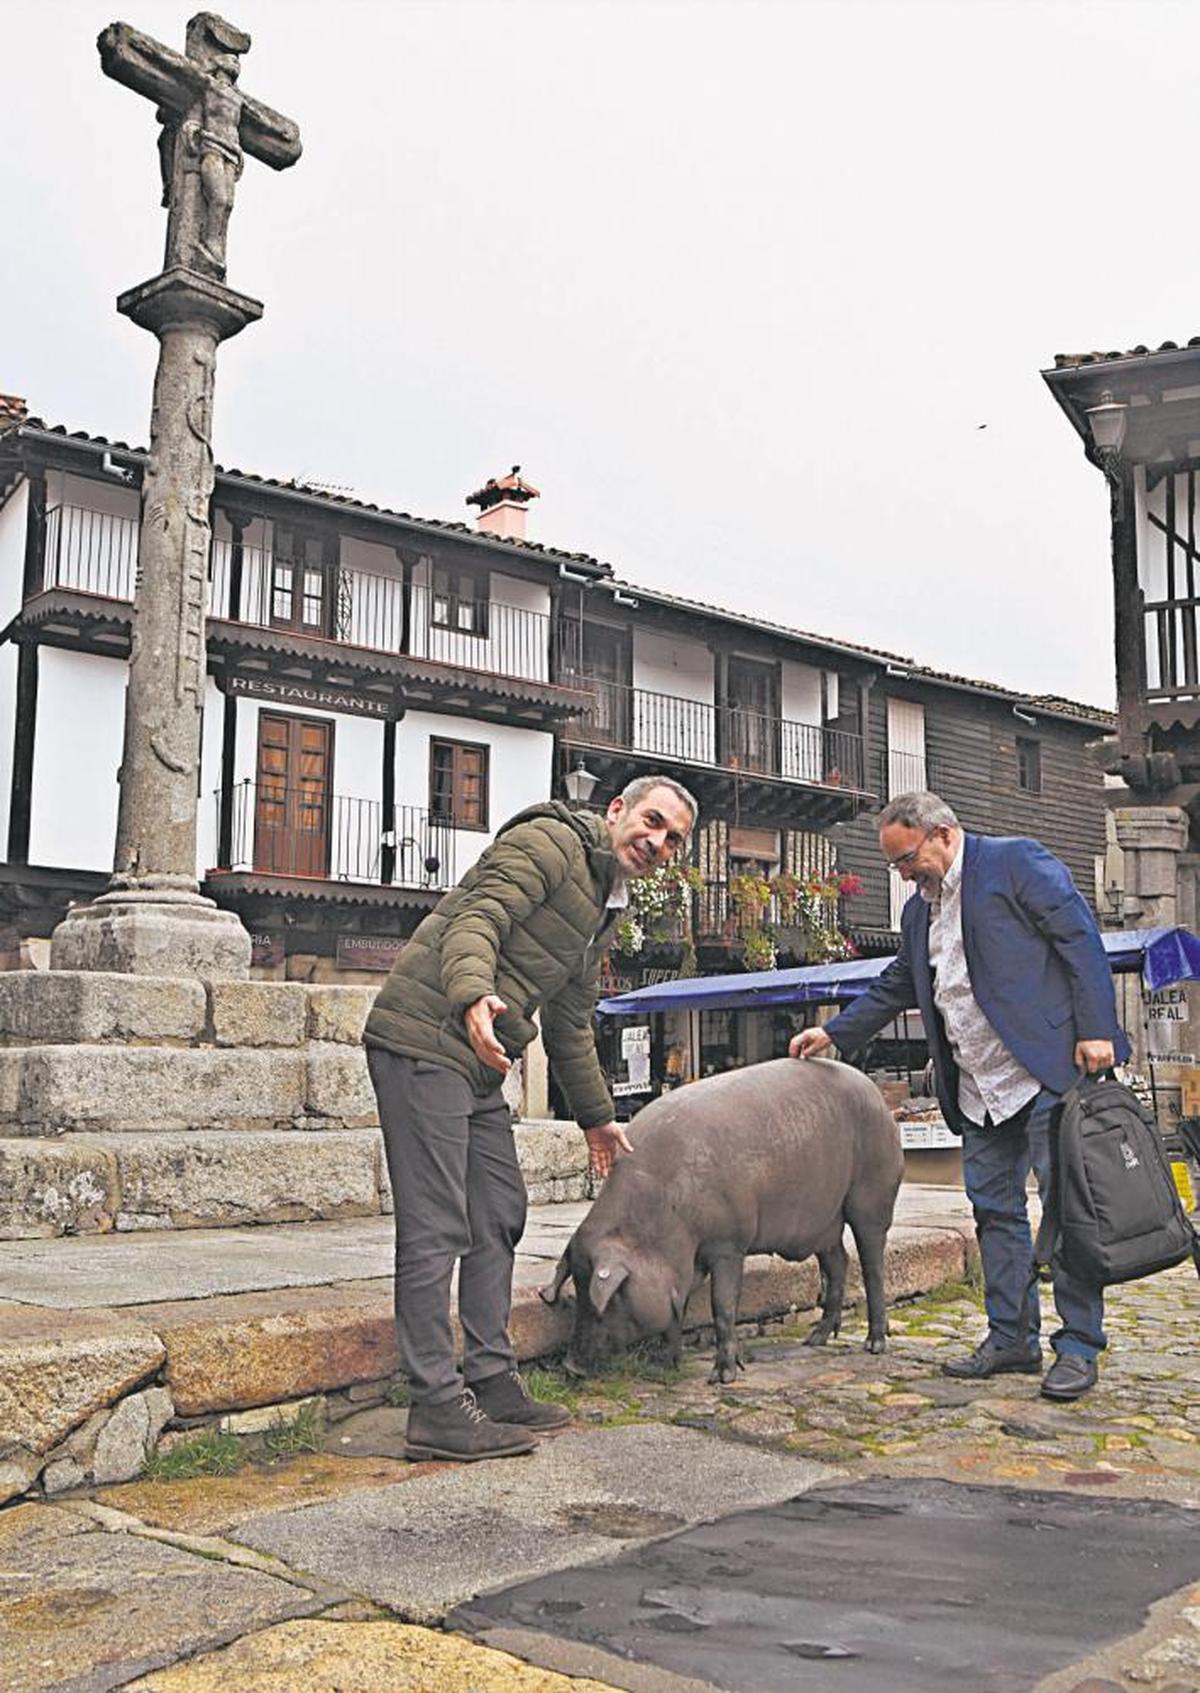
left=220, top=782, right=456, bottom=888
left=562, top=677, right=865, bottom=788
left=208, top=543, right=553, bottom=682
left=43, top=504, right=139, bottom=600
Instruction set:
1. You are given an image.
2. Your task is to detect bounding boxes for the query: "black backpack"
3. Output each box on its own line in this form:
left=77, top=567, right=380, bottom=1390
left=1035, top=1072, right=1200, bottom=1289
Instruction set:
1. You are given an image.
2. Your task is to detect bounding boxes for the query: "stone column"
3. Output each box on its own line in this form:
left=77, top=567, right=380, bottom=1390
left=50, top=272, right=259, bottom=978
left=1113, top=805, right=1189, bottom=928
left=1112, top=805, right=1190, bottom=1095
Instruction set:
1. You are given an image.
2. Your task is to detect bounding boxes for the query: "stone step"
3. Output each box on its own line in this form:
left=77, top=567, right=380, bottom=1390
left=0, top=1120, right=590, bottom=1238
left=0, top=1189, right=978, bottom=1503
left=0, top=1041, right=378, bottom=1134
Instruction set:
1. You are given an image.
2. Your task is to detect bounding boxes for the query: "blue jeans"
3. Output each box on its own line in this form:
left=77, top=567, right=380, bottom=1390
left=961, top=1089, right=1106, bottom=1361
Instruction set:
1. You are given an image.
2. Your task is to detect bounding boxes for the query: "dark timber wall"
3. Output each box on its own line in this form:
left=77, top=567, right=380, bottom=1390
left=833, top=681, right=1109, bottom=936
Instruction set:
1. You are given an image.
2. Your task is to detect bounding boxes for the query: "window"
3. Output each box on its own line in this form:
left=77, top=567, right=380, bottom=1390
left=1017, top=736, right=1042, bottom=794
left=431, top=566, right=489, bottom=637
left=271, top=525, right=335, bottom=635
left=429, top=738, right=489, bottom=829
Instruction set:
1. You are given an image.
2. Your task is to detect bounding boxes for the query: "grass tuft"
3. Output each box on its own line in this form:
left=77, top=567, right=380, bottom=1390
left=143, top=1428, right=244, bottom=1482
left=261, top=1401, right=325, bottom=1458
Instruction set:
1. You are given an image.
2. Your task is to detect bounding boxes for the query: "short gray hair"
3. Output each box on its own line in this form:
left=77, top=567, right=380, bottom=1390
left=619, top=773, right=699, bottom=834
left=878, top=790, right=959, bottom=832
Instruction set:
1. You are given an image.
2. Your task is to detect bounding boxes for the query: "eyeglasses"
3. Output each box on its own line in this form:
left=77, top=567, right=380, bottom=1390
left=885, top=829, right=933, bottom=872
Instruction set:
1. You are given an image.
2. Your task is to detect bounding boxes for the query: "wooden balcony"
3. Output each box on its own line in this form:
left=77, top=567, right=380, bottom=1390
left=560, top=678, right=870, bottom=823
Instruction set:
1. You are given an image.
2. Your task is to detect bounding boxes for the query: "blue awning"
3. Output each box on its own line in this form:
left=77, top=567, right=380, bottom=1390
left=597, top=925, right=1200, bottom=1017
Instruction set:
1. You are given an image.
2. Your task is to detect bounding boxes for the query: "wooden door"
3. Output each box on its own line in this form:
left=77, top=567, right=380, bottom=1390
left=254, top=712, right=333, bottom=877
left=727, top=655, right=779, bottom=773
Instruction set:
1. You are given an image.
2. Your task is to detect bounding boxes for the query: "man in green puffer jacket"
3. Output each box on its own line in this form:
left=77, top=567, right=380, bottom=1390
left=364, top=773, right=698, bottom=1463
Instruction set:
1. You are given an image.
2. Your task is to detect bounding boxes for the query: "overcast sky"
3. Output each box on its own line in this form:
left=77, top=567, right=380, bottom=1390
left=7, top=0, right=1197, bottom=708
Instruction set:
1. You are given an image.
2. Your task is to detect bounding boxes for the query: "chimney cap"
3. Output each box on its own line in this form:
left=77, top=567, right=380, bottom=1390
left=466, top=464, right=540, bottom=512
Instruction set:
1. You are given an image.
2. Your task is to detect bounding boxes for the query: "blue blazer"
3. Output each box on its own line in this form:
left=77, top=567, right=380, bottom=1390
left=825, top=833, right=1130, bottom=1129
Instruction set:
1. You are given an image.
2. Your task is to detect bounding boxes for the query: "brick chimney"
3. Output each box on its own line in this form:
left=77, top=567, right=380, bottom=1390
left=466, top=465, right=540, bottom=541
left=0, top=394, right=28, bottom=431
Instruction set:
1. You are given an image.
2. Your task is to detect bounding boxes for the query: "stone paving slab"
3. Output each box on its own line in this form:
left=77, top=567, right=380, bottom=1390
left=231, top=1424, right=836, bottom=1624
left=0, top=1185, right=969, bottom=1309
left=0, top=1501, right=325, bottom=1693
left=121, top=1619, right=631, bottom=1693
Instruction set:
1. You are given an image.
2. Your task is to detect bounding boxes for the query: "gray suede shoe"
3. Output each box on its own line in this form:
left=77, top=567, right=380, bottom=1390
left=471, top=1368, right=573, bottom=1430
left=404, top=1388, right=537, bottom=1462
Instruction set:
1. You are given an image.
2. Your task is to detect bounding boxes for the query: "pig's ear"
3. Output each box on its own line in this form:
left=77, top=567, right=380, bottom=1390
left=539, top=1252, right=573, bottom=1306
left=589, top=1259, right=629, bottom=1315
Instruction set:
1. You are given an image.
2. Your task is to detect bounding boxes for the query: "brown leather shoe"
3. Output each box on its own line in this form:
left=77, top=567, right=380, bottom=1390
left=471, top=1369, right=573, bottom=1431
left=404, top=1388, right=537, bottom=1462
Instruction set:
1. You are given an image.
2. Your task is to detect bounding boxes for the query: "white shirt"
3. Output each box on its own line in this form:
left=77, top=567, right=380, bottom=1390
left=925, top=838, right=1040, bottom=1127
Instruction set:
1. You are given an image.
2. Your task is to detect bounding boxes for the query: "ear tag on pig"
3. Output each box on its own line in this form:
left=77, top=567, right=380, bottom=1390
left=590, top=1260, right=628, bottom=1315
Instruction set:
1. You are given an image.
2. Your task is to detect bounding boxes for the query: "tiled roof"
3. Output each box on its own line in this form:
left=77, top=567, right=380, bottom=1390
left=1052, top=338, right=1200, bottom=371
left=2, top=415, right=1116, bottom=729
left=598, top=578, right=1117, bottom=728
left=1, top=418, right=609, bottom=576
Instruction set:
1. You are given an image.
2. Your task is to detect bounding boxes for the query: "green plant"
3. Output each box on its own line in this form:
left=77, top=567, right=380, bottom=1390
left=143, top=1427, right=244, bottom=1482
left=615, top=860, right=704, bottom=957
left=261, top=1400, right=325, bottom=1458
left=741, top=927, right=777, bottom=971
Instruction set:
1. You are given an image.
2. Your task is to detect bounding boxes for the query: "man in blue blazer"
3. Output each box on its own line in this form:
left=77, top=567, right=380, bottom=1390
left=791, top=791, right=1128, bottom=1401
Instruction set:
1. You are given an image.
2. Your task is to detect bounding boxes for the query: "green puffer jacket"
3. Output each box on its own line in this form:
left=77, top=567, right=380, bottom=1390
left=363, top=802, right=621, bottom=1129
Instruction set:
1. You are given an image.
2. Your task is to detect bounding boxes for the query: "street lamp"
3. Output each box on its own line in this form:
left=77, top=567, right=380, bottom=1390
left=563, top=760, right=599, bottom=805
left=1086, top=389, right=1128, bottom=472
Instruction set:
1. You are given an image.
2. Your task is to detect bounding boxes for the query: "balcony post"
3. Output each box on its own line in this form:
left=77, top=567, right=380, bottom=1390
left=380, top=719, right=396, bottom=884
left=22, top=470, right=47, bottom=600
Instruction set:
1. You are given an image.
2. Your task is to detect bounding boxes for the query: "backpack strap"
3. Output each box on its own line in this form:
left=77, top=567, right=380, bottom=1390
left=1033, top=1091, right=1066, bottom=1283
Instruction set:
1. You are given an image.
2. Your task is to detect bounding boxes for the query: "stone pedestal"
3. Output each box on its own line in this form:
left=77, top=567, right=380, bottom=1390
left=51, top=889, right=251, bottom=979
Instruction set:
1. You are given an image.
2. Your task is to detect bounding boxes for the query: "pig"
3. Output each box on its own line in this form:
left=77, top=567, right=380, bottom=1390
left=541, top=1056, right=903, bottom=1384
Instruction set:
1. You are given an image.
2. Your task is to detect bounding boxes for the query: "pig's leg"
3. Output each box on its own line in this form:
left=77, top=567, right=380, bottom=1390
left=804, top=1237, right=847, bottom=1346
left=707, top=1251, right=747, bottom=1384
left=848, top=1215, right=889, bottom=1354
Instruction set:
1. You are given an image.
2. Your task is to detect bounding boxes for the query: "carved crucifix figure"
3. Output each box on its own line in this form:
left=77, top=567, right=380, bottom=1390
left=99, top=11, right=300, bottom=279
left=51, top=16, right=300, bottom=978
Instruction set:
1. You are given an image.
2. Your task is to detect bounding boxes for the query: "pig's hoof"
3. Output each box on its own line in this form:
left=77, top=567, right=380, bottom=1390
left=803, top=1325, right=836, bottom=1348
left=864, top=1335, right=888, bottom=1355
left=708, top=1359, right=741, bottom=1384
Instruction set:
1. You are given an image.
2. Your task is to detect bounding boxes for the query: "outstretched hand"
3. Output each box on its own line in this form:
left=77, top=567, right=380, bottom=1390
left=584, top=1121, right=633, bottom=1178
left=464, top=994, right=512, bottom=1076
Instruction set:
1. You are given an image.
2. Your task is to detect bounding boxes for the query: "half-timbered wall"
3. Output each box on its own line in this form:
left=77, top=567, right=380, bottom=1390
left=28, top=648, right=124, bottom=871
left=1135, top=464, right=1200, bottom=701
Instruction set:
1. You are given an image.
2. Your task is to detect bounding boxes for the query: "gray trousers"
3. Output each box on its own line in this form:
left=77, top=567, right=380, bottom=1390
left=367, top=1047, right=527, bottom=1406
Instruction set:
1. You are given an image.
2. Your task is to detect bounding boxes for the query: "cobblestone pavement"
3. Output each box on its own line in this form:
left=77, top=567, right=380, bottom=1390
left=565, top=1262, right=1200, bottom=1499
left=553, top=1262, right=1200, bottom=1693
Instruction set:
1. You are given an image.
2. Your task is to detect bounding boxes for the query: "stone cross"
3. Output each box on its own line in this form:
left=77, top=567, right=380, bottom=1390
left=51, top=14, right=301, bottom=979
